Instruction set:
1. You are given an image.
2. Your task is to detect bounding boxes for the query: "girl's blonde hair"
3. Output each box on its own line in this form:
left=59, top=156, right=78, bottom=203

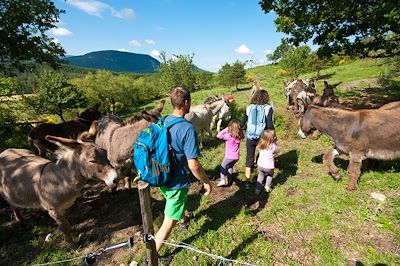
left=228, top=119, right=243, bottom=139
left=258, top=129, right=277, bottom=150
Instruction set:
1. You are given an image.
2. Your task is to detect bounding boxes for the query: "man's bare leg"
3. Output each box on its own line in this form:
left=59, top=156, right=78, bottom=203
left=155, top=216, right=178, bottom=252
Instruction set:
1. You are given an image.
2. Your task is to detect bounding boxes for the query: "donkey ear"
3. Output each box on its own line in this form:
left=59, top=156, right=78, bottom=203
left=333, top=81, right=342, bottom=88
left=155, top=99, right=165, bottom=113
left=45, top=135, right=80, bottom=150
left=88, top=120, right=98, bottom=135
left=78, top=131, right=96, bottom=142
left=142, top=110, right=158, bottom=123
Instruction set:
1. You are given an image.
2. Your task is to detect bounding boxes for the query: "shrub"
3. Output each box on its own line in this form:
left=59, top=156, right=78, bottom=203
left=275, top=68, right=287, bottom=77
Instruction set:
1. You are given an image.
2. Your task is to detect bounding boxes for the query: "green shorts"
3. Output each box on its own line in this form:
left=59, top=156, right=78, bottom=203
left=159, top=187, right=189, bottom=221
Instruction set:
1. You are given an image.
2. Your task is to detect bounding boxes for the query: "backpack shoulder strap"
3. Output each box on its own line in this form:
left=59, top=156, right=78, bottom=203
left=165, top=117, right=186, bottom=128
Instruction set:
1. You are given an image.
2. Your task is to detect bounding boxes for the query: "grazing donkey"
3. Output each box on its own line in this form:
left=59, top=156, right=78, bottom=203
left=0, top=134, right=117, bottom=243
left=298, top=102, right=400, bottom=190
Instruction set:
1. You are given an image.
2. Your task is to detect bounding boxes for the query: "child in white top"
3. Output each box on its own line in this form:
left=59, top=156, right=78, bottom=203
left=255, top=129, right=279, bottom=195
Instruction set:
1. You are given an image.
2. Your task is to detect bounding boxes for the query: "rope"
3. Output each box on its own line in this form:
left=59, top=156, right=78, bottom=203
left=147, top=235, right=257, bottom=266
left=30, top=237, right=134, bottom=266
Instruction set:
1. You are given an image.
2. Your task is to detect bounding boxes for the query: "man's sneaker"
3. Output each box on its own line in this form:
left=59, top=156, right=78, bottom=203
left=264, top=185, right=271, bottom=192
left=217, top=178, right=228, bottom=187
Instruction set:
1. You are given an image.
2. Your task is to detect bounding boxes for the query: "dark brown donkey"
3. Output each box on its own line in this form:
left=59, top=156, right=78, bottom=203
left=0, top=134, right=117, bottom=243
left=92, top=100, right=166, bottom=189
left=298, top=102, right=400, bottom=190
left=28, top=103, right=102, bottom=157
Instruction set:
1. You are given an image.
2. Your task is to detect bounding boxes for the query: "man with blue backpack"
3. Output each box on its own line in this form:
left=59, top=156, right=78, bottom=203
left=152, top=86, right=212, bottom=252
left=240, top=89, right=275, bottom=190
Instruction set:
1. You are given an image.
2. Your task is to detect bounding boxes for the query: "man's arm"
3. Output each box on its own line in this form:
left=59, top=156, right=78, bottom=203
left=188, top=158, right=212, bottom=196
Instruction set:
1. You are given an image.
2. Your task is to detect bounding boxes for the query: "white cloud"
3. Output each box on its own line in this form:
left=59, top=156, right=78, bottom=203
left=151, top=50, right=160, bottom=57
left=117, top=48, right=129, bottom=52
left=145, top=39, right=155, bottom=45
left=234, top=44, right=253, bottom=55
left=129, top=40, right=141, bottom=47
left=66, top=0, right=134, bottom=19
left=111, top=8, right=134, bottom=19
left=66, top=0, right=108, bottom=17
left=49, top=27, right=73, bottom=36
left=264, top=49, right=272, bottom=54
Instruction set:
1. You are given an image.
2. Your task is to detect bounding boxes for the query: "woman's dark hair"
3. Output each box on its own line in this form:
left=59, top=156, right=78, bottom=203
left=250, top=89, right=270, bottom=105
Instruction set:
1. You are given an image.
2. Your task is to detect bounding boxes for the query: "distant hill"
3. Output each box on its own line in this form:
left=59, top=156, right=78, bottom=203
left=66, top=50, right=160, bottom=73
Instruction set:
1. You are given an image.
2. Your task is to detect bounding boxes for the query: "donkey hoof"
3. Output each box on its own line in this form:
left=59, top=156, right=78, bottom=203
left=332, top=173, right=341, bottom=181
left=347, top=184, right=357, bottom=191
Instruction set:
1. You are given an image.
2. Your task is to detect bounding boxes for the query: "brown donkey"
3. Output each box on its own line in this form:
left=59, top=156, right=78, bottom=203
left=28, top=103, right=102, bottom=158
left=298, top=102, right=400, bottom=190
left=0, top=134, right=117, bottom=243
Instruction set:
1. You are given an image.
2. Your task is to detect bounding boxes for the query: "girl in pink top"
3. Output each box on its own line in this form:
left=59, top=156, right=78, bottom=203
left=216, top=119, right=244, bottom=187
left=255, top=129, right=279, bottom=194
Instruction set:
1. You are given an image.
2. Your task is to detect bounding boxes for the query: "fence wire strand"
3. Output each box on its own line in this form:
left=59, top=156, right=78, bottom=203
left=149, top=235, right=257, bottom=266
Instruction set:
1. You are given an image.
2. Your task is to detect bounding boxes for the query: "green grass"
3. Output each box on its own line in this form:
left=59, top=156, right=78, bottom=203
left=1, top=57, right=399, bottom=265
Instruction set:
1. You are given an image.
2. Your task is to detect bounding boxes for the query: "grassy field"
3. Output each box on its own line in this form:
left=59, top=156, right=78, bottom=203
left=0, top=58, right=399, bottom=266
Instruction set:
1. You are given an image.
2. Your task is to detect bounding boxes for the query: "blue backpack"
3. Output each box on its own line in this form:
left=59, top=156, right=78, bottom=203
left=133, top=117, right=185, bottom=186
left=246, top=104, right=271, bottom=140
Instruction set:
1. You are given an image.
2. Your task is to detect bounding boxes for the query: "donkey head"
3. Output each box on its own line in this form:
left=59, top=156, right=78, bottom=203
left=78, top=103, right=102, bottom=122
left=45, top=135, right=117, bottom=186
left=298, top=106, right=318, bottom=139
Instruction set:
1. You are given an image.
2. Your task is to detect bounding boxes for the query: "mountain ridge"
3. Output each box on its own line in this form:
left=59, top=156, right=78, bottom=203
left=66, top=50, right=160, bottom=73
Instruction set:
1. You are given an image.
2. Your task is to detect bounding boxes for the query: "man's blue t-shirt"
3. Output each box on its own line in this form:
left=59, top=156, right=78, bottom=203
left=164, top=115, right=200, bottom=189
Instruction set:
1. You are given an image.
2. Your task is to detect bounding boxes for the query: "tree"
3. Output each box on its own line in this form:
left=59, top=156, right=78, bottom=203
left=28, top=69, right=87, bottom=121
left=158, top=52, right=197, bottom=91
left=266, top=39, right=292, bottom=62
left=308, top=53, right=332, bottom=79
left=231, top=61, right=246, bottom=89
left=0, top=77, right=18, bottom=123
left=218, top=61, right=246, bottom=89
left=218, top=63, right=233, bottom=87
left=280, top=45, right=311, bottom=79
left=0, top=0, right=65, bottom=72
left=259, top=0, right=400, bottom=57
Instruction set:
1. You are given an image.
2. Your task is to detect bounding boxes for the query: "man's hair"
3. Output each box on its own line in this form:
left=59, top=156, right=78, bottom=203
left=170, top=87, right=191, bottom=109
left=251, top=89, right=270, bottom=105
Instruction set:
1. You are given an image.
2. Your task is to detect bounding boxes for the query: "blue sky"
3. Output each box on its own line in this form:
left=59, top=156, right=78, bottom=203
left=51, top=0, right=285, bottom=72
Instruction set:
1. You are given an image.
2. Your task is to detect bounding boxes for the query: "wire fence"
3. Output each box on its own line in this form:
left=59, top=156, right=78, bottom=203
left=29, top=234, right=258, bottom=266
